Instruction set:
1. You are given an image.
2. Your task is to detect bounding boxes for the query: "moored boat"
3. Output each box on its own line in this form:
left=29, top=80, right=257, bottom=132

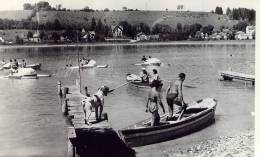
left=118, top=98, right=217, bottom=147
left=7, top=68, right=38, bottom=79
left=135, top=58, right=161, bottom=66
left=126, top=74, right=150, bottom=88
left=26, top=63, right=41, bottom=70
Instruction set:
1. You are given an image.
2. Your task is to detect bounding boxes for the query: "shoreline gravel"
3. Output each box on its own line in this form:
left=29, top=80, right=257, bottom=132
left=163, top=130, right=254, bottom=157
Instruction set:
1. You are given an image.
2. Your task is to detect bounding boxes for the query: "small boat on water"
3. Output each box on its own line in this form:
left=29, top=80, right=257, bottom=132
left=66, top=60, right=98, bottom=69
left=26, top=63, right=41, bottom=70
left=135, top=58, right=161, bottom=66
left=126, top=74, right=150, bottom=88
left=118, top=98, right=217, bottom=147
left=7, top=68, right=38, bottom=79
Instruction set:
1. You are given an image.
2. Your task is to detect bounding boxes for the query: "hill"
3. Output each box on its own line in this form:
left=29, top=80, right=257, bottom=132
left=0, top=10, right=238, bottom=30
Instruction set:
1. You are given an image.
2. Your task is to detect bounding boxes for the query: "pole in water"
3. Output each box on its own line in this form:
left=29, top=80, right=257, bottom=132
left=58, top=80, right=62, bottom=97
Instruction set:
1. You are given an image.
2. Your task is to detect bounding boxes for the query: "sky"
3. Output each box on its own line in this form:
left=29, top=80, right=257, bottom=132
left=0, top=0, right=257, bottom=12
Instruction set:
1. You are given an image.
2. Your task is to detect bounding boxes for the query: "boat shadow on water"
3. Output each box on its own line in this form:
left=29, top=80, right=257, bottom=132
left=71, top=128, right=136, bottom=157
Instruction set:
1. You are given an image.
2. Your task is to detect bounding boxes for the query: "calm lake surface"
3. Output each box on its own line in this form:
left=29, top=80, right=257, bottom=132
left=0, top=41, right=255, bottom=157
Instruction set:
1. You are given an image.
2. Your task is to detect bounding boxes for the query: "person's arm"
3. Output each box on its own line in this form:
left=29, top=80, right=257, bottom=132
left=166, top=81, right=173, bottom=95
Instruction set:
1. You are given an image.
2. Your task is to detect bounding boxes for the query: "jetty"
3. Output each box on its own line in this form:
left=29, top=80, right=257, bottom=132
left=219, top=70, right=255, bottom=85
left=58, top=81, right=134, bottom=157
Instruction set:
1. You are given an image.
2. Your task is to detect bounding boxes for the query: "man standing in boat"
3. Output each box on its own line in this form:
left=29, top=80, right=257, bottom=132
left=150, top=69, right=165, bottom=114
left=21, top=59, right=26, bottom=68
left=146, top=80, right=161, bottom=126
left=166, top=73, right=187, bottom=119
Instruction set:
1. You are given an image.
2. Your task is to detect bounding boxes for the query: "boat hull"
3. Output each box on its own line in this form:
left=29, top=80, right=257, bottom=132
left=26, top=63, right=41, bottom=70
left=118, top=98, right=217, bottom=147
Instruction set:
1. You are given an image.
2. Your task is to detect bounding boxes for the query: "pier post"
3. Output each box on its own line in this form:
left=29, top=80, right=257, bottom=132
left=68, top=127, right=77, bottom=157
left=58, top=80, right=62, bottom=97
left=84, top=86, right=89, bottom=96
left=63, top=87, right=69, bottom=98
left=62, top=98, right=69, bottom=116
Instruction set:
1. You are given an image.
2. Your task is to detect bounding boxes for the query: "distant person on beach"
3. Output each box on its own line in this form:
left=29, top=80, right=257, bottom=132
left=140, top=68, right=149, bottom=83
left=146, top=80, right=162, bottom=126
left=150, top=69, right=165, bottom=113
left=141, top=56, right=147, bottom=62
left=21, top=59, right=26, bottom=68
left=166, top=73, right=187, bottom=119
left=82, top=86, right=110, bottom=124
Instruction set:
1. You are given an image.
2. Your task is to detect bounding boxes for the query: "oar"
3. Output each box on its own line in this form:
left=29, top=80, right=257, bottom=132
left=177, top=102, right=187, bottom=121
left=108, top=81, right=132, bottom=93
left=165, top=80, right=197, bottom=88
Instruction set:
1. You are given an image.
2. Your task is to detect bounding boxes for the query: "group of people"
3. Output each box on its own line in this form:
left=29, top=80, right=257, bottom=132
left=1, top=59, right=27, bottom=74
left=146, top=72, right=186, bottom=126
left=80, top=57, right=91, bottom=66
left=141, top=55, right=152, bottom=62
left=80, top=56, right=186, bottom=127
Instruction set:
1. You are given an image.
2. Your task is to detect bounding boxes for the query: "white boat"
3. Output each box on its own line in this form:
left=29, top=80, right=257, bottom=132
left=7, top=68, right=38, bottom=79
left=135, top=58, right=161, bottom=66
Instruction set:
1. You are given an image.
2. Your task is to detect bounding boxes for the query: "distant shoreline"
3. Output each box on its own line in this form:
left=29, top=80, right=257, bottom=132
left=0, top=40, right=255, bottom=49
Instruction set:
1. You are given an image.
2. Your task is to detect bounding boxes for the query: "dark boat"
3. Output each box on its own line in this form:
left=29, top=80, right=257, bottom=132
left=118, top=98, right=217, bottom=147
left=26, top=63, right=41, bottom=70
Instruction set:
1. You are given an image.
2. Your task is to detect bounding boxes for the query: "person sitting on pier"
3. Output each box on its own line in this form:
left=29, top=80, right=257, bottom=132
left=82, top=86, right=110, bottom=124
left=140, top=68, right=149, bottom=83
left=166, top=73, right=187, bottom=119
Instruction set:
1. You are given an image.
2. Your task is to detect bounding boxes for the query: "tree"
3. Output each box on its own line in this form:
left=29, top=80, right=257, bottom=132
left=215, top=6, right=223, bottom=15
left=36, top=1, right=52, bottom=10
left=96, top=19, right=105, bottom=33
left=177, top=23, right=182, bottom=32
left=81, top=6, right=94, bottom=12
left=233, top=21, right=248, bottom=32
left=53, top=19, right=62, bottom=30
left=226, top=7, right=232, bottom=16
left=104, top=8, right=110, bottom=12
left=52, top=32, right=60, bottom=42
left=122, top=6, right=127, bottom=11
left=90, top=17, right=96, bottom=31
left=23, top=3, right=34, bottom=10
left=27, top=31, right=33, bottom=39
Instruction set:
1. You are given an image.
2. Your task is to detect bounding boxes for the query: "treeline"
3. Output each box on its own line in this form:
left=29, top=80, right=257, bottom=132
left=226, top=7, right=255, bottom=24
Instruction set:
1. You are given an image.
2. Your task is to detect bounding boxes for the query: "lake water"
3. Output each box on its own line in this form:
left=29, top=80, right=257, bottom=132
left=0, top=41, right=255, bottom=157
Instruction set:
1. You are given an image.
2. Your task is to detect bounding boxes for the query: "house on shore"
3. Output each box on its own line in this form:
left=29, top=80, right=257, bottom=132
left=136, top=32, right=149, bottom=41
left=111, top=25, right=123, bottom=38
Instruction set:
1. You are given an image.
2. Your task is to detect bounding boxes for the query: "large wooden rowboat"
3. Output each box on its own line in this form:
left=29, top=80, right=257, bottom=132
left=118, top=98, right=217, bottom=147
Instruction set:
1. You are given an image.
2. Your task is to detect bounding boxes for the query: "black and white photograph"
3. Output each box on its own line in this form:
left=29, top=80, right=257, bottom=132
left=0, top=0, right=257, bottom=156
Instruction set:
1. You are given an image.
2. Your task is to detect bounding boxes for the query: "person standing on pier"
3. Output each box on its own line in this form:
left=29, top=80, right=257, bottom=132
left=82, top=86, right=110, bottom=124
left=166, top=73, right=187, bottom=119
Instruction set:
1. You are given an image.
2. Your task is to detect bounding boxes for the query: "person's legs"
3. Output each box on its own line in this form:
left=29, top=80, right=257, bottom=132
left=99, top=105, right=103, bottom=120
left=166, top=93, right=177, bottom=118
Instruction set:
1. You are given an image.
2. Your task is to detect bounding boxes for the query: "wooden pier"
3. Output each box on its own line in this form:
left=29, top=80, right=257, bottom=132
left=58, top=81, right=134, bottom=157
left=219, top=71, right=255, bottom=85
